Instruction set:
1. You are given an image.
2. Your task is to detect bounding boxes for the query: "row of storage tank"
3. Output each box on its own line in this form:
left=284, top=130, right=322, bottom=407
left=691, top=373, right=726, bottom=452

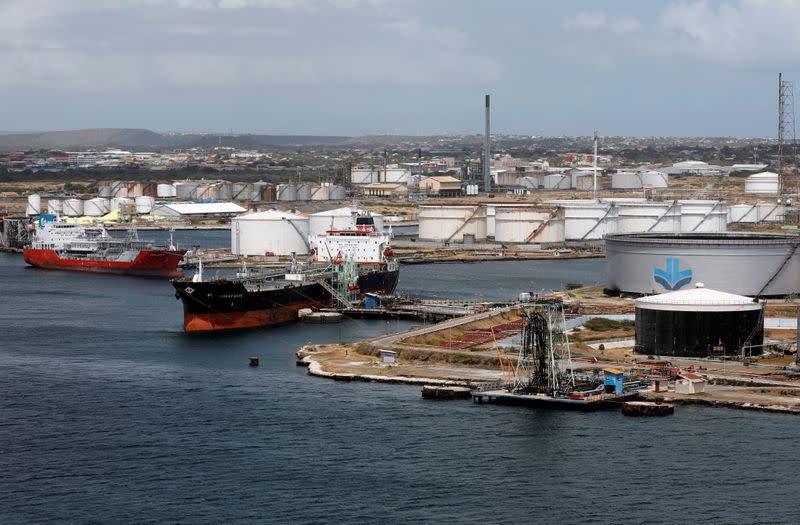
left=231, top=207, right=385, bottom=257
left=417, top=199, right=788, bottom=243
left=96, top=181, right=347, bottom=202
left=27, top=195, right=155, bottom=216
left=518, top=170, right=669, bottom=191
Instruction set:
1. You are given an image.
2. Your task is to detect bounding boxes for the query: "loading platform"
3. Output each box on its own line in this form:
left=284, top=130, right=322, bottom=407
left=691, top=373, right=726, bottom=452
left=472, top=389, right=640, bottom=410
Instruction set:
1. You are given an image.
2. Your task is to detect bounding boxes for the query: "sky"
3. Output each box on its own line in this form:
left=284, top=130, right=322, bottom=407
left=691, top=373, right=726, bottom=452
left=1, top=0, right=800, bottom=137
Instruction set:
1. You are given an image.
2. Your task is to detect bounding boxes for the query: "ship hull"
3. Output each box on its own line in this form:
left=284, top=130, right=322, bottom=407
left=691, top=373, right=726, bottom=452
left=23, top=248, right=186, bottom=277
left=174, top=267, right=400, bottom=333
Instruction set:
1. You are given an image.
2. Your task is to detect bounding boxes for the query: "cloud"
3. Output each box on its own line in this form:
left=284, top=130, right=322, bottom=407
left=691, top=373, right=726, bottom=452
left=564, top=11, right=641, bottom=34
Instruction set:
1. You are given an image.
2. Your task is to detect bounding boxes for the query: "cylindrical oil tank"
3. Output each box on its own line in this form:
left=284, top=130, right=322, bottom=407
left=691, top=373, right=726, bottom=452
left=127, top=182, right=144, bottom=198
left=519, top=175, right=543, bottom=189
left=679, top=200, right=727, bottom=233
left=156, top=183, right=174, bottom=198
left=615, top=201, right=681, bottom=233
left=350, top=168, right=377, bottom=184
left=84, top=198, right=108, bottom=216
left=260, top=183, right=276, bottom=202
left=295, top=184, right=312, bottom=201
left=310, top=185, right=330, bottom=201
left=98, top=186, right=112, bottom=198
left=217, top=182, right=233, bottom=201
left=494, top=206, right=565, bottom=244
left=26, top=194, right=41, bottom=216
left=135, top=196, right=155, bottom=214
left=543, top=199, right=618, bottom=240
left=605, top=232, right=800, bottom=296
left=573, top=174, right=595, bottom=191
left=142, top=182, right=157, bottom=197
left=110, top=197, right=134, bottom=211
left=195, top=183, right=218, bottom=202
left=757, top=202, right=785, bottom=222
left=418, top=205, right=487, bottom=242
left=62, top=198, right=84, bottom=217
left=231, top=182, right=254, bottom=201
left=543, top=174, right=570, bottom=190
left=635, top=283, right=764, bottom=357
left=47, top=199, right=62, bottom=215
left=231, top=210, right=309, bottom=256
left=110, top=181, right=127, bottom=198
left=308, top=207, right=384, bottom=237
left=727, top=203, right=758, bottom=224
left=639, top=170, right=668, bottom=188
left=329, top=185, right=346, bottom=200
left=175, top=181, right=199, bottom=200
left=277, top=184, right=297, bottom=201
left=745, top=172, right=779, bottom=195
left=384, top=168, right=411, bottom=183
left=611, top=171, right=642, bottom=189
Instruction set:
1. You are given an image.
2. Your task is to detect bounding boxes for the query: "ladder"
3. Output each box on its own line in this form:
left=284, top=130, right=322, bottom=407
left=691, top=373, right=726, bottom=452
left=317, top=278, right=355, bottom=308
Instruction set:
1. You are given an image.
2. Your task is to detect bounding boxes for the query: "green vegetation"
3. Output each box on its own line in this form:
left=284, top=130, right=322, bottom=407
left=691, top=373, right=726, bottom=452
left=583, top=317, right=635, bottom=331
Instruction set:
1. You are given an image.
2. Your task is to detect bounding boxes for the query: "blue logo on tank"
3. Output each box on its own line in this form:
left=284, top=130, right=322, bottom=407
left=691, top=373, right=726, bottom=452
left=654, top=257, right=692, bottom=290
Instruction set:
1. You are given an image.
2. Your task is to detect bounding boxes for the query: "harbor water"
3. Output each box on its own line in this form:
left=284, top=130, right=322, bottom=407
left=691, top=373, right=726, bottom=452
left=2, top=246, right=800, bottom=523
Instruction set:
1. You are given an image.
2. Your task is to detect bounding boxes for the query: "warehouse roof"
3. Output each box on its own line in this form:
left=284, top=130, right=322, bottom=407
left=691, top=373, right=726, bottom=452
left=636, top=283, right=762, bottom=312
left=156, top=202, right=246, bottom=215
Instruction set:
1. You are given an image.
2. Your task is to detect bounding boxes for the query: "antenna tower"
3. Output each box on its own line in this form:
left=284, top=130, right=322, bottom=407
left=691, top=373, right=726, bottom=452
left=778, top=72, right=797, bottom=195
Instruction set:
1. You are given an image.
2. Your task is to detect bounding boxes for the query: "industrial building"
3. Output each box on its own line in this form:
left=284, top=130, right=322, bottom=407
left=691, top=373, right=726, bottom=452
left=419, top=176, right=463, bottom=197
left=231, top=209, right=309, bottom=256
left=635, top=283, right=764, bottom=357
left=606, top=232, right=800, bottom=296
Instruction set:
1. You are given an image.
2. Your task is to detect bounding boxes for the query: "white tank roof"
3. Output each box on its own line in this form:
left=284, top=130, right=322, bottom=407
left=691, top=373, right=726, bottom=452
left=636, top=283, right=762, bottom=312
left=236, top=209, right=305, bottom=221
left=748, top=171, right=779, bottom=179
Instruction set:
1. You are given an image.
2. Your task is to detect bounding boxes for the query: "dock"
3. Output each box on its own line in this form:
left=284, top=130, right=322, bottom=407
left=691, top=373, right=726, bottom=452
left=472, top=389, right=639, bottom=410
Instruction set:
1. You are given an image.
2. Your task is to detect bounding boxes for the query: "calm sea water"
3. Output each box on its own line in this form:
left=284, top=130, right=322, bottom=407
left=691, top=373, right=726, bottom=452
left=2, top=240, right=799, bottom=523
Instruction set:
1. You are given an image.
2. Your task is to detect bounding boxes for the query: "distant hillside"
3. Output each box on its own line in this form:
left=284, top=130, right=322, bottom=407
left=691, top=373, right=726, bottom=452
left=0, top=129, right=352, bottom=152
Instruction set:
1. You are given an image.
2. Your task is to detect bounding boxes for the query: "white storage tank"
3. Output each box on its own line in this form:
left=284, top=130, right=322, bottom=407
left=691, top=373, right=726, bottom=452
left=309, top=207, right=384, bottom=237
left=175, top=181, right=199, bottom=200
left=47, top=199, right=62, bottom=216
left=277, top=184, right=297, bottom=201
left=128, top=183, right=144, bottom=198
left=231, top=210, right=310, bottom=256
left=680, top=200, right=727, bottom=232
left=418, top=205, right=487, bottom=242
left=98, top=186, right=112, bottom=198
left=385, top=168, right=411, bottom=183
left=329, top=185, right=347, bottom=200
left=615, top=201, right=681, bottom=234
left=310, top=185, right=330, bottom=201
left=745, top=172, right=780, bottom=195
left=84, top=198, right=109, bottom=216
left=62, top=198, right=84, bottom=217
left=135, top=196, right=155, bottom=214
left=573, top=174, right=595, bottom=191
left=543, top=199, right=619, bottom=241
left=757, top=201, right=785, bottom=222
left=195, top=183, right=218, bottom=202
left=295, top=184, right=312, bottom=201
left=611, top=171, right=642, bottom=189
left=26, top=194, right=41, bottom=216
left=251, top=182, right=268, bottom=201
left=217, top=182, right=233, bottom=201
left=494, top=206, right=565, bottom=244
left=351, top=167, right=377, bottom=184
left=519, top=175, right=543, bottom=189
left=232, top=182, right=254, bottom=201
left=110, top=181, right=128, bottom=198
left=727, top=203, right=758, bottom=224
left=543, top=174, right=571, bottom=190
left=110, top=197, right=134, bottom=212
left=157, top=183, right=175, bottom=198
left=639, top=170, right=668, bottom=188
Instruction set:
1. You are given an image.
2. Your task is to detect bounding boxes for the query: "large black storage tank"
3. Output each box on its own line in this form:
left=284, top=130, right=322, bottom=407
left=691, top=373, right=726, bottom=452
left=634, top=283, right=764, bottom=357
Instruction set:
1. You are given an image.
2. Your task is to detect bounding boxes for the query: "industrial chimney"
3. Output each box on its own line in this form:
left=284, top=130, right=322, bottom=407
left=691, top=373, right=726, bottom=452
left=484, top=94, right=491, bottom=192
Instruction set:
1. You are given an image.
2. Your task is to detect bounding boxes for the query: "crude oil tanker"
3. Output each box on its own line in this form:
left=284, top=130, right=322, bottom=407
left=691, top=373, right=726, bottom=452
left=173, top=224, right=399, bottom=332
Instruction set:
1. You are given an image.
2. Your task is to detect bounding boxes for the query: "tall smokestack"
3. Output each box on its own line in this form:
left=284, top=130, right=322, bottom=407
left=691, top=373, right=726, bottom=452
left=484, top=94, right=491, bottom=192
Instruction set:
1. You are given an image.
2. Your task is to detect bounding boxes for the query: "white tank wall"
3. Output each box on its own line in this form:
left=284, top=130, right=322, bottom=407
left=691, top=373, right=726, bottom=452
left=519, top=175, right=543, bottom=189
left=62, top=199, right=84, bottom=217
left=573, top=174, right=595, bottom=191
left=26, top=194, right=41, bottom=216
left=156, top=184, right=175, bottom=198
left=329, top=185, right=347, bottom=200
left=47, top=199, right=62, bottom=215
left=728, top=204, right=758, bottom=223
left=98, top=186, right=112, bottom=198
left=295, top=184, right=312, bottom=201
left=175, top=182, right=198, bottom=200
left=310, top=186, right=330, bottom=201
left=611, top=172, right=642, bottom=189
left=385, top=168, right=411, bottom=183
left=494, top=207, right=565, bottom=243
left=84, top=198, right=108, bottom=216
left=110, top=197, right=134, bottom=211
left=757, top=202, right=785, bottom=222
left=616, top=201, right=681, bottom=234
left=543, top=174, right=570, bottom=190
left=640, top=170, right=668, bottom=188
left=351, top=168, right=377, bottom=184
left=135, top=196, right=155, bottom=214
left=231, top=211, right=309, bottom=256
left=419, top=205, right=487, bottom=242
left=543, top=200, right=619, bottom=240
left=277, top=184, right=297, bottom=201
left=745, top=174, right=779, bottom=195
left=679, top=200, right=727, bottom=233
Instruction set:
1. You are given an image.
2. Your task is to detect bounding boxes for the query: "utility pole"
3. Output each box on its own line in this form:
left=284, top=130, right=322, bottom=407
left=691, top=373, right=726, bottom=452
left=484, top=94, right=491, bottom=192
left=592, top=130, right=598, bottom=200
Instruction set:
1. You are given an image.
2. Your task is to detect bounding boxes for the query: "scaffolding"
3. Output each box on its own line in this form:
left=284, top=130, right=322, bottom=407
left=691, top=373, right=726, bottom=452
left=508, top=298, right=575, bottom=395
